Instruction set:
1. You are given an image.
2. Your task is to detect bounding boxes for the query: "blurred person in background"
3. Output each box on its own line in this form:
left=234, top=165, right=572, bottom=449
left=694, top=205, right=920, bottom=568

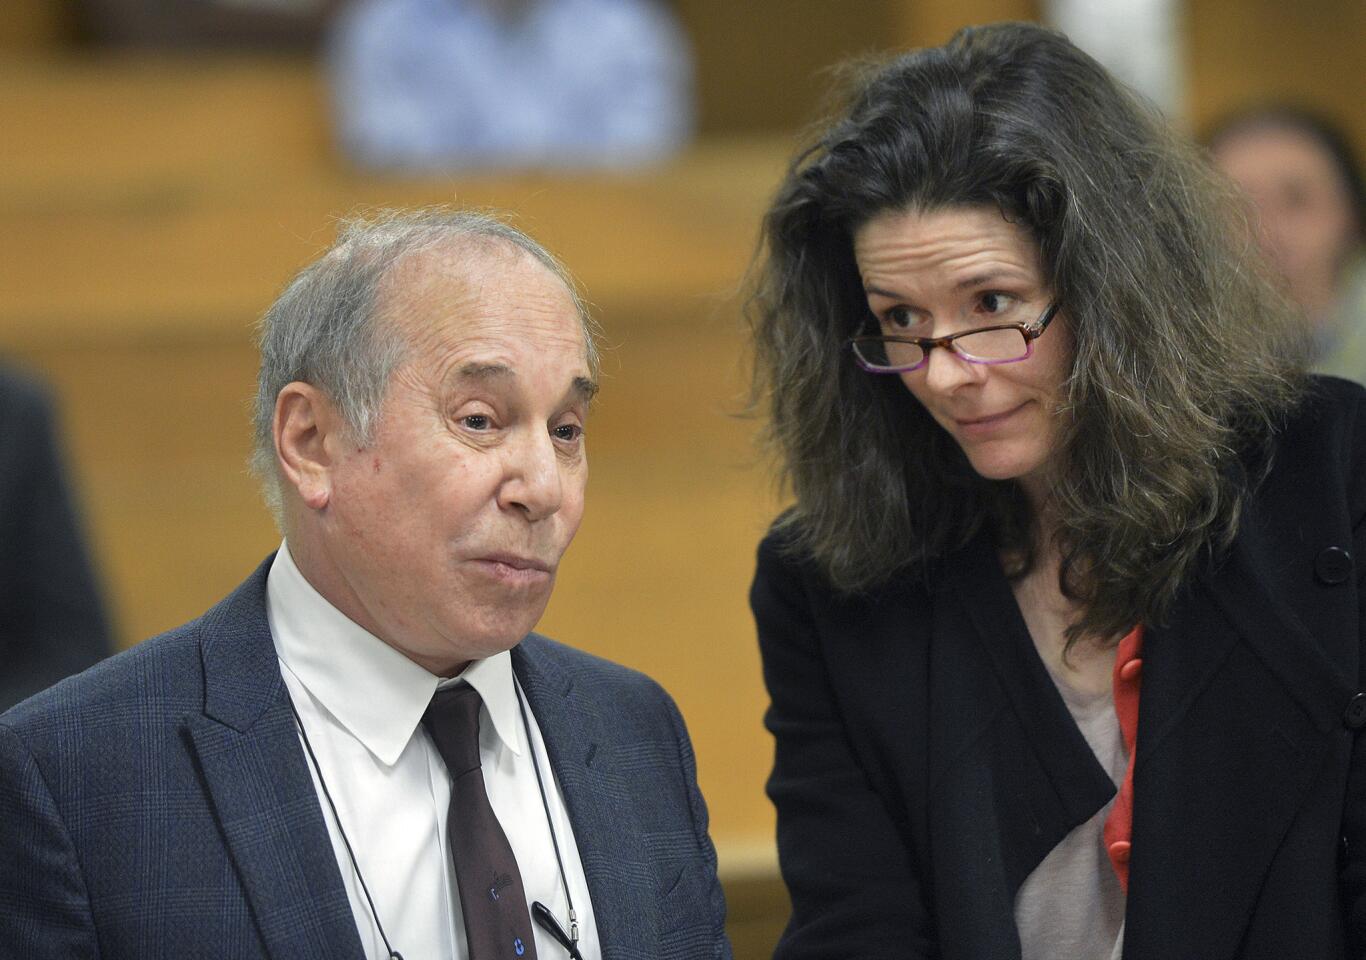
left=0, top=361, right=111, bottom=711
left=747, top=23, right=1366, bottom=959
left=328, top=0, right=694, bottom=170
left=1209, top=106, right=1366, bottom=384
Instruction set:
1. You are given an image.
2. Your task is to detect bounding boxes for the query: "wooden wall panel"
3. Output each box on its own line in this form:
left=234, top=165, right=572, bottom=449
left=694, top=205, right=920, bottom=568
left=889, top=0, right=1039, bottom=47
left=674, top=0, right=1042, bottom=135
left=671, top=1, right=897, bottom=134
left=1186, top=0, right=1365, bottom=149
left=0, top=0, right=73, bottom=48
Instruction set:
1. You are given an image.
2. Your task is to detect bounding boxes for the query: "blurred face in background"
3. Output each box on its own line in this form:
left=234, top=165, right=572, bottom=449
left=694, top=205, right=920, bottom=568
left=1213, top=124, right=1360, bottom=322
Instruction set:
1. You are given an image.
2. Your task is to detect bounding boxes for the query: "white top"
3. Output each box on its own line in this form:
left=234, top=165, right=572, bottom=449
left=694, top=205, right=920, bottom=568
left=1014, top=668, right=1127, bottom=960
left=266, top=541, right=600, bottom=960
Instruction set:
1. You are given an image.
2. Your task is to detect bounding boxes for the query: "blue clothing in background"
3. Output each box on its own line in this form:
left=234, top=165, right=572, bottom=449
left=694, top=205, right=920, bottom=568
left=329, top=0, right=694, bottom=169
left=0, top=364, right=110, bottom=711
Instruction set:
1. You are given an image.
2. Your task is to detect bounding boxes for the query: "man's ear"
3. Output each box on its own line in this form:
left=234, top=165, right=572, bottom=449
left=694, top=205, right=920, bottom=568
left=274, top=382, right=342, bottom=511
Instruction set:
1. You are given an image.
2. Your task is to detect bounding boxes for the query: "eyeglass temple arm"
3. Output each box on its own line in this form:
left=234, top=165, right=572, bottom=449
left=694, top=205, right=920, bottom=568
left=1028, top=301, right=1061, bottom=336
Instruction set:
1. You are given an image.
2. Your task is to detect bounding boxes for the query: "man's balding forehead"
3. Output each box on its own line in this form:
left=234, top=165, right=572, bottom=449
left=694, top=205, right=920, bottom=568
left=385, top=233, right=567, bottom=295
left=381, top=240, right=586, bottom=324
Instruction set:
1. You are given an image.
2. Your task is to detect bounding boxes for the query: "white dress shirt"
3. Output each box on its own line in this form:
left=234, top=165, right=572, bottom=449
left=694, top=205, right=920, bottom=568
left=266, top=542, right=600, bottom=960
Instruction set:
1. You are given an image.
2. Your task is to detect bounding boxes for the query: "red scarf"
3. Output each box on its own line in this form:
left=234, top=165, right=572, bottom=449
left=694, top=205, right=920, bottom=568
left=1102, top=624, right=1144, bottom=890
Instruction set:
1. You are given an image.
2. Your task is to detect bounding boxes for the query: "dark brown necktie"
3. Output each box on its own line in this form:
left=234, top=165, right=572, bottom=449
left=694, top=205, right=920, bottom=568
left=423, top=684, right=538, bottom=960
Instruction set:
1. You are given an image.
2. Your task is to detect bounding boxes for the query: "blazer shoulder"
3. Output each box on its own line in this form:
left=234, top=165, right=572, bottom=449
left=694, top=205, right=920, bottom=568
left=753, top=513, right=933, bottom=617
left=1286, top=374, right=1366, bottom=445
left=1261, top=375, right=1366, bottom=499
left=516, top=633, right=678, bottom=712
left=755, top=511, right=810, bottom=567
left=1303, top=372, right=1366, bottom=403
left=0, top=557, right=274, bottom=738
left=0, top=618, right=206, bottom=737
left=753, top=515, right=832, bottom=599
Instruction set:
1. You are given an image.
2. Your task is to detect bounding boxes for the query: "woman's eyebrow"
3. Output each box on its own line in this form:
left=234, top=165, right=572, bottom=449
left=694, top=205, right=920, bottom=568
left=953, top=270, right=1027, bottom=291
left=863, top=284, right=913, bottom=301
left=865, top=271, right=1029, bottom=300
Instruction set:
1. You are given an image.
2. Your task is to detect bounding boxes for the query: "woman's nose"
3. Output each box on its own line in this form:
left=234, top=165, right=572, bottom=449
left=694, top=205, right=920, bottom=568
left=920, top=342, right=985, bottom=393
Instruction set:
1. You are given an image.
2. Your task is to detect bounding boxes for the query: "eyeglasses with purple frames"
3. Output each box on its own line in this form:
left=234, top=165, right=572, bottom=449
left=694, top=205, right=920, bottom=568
left=848, top=301, right=1061, bottom=374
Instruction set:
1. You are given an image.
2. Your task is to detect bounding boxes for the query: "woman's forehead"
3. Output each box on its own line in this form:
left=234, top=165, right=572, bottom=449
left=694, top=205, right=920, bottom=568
left=854, top=206, right=1044, bottom=288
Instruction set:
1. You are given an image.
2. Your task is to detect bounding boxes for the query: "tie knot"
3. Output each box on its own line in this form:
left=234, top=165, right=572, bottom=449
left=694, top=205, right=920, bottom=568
left=423, top=683, right=484, bottom=776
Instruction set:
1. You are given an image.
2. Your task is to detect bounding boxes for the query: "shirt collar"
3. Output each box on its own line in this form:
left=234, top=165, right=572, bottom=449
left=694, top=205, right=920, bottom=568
left=437, top=651, right=524, bottom=757
left=266, top=541, right=523, bottom=764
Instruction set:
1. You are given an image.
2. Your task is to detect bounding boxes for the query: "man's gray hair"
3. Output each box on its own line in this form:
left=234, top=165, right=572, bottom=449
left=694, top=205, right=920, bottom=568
left=250, top=207, right=597, bottom=521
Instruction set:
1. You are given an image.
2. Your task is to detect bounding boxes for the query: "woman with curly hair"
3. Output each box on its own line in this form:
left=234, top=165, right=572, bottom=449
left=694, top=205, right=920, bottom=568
left=748, top=22, right=1366, bottom=959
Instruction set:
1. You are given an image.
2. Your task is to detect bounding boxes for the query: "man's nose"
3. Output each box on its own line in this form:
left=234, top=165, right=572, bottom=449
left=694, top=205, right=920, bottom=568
left=499, top=431, right=563, bottom=521
left=920, top=342, right=985, bottom=393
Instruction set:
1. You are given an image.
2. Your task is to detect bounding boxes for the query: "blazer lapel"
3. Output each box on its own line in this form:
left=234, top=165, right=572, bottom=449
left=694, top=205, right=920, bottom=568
left=183, top=562, right=365, bottom=960
left=928, top=533, right=1116, bottom=958
left=947, top=532, right=1119, bottom=831
left=512, top=639, right=656, bottom=960
left=1125, top=528, right=1355, bottom=958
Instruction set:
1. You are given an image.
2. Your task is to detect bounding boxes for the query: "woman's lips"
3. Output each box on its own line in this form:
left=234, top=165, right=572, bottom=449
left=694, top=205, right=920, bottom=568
left=953, top=401, right=1028, bottom=438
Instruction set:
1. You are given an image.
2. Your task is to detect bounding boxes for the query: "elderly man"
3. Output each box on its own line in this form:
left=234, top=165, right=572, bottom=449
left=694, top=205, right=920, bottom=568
left=0, top=210, right=731, bottom=960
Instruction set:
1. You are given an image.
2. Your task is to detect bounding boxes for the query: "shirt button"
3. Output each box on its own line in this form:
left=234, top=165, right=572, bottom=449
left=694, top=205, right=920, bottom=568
left=1315, top=546, right=1353, bottom=585
left=1344, top=693, right=1366, bottom=730
left=1108, top=840, right=1132, bottom=864
left=1118, top=658, right=1143, bottom=682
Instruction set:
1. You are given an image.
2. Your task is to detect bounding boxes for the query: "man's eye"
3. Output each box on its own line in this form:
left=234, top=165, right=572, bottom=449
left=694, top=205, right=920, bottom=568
left=552, top=424, right=583, bottom=442
left=462, top=415, right=491, bottom=430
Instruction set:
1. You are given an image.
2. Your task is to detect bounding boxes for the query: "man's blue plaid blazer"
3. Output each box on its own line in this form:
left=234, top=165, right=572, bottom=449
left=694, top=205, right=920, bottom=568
left=0, top=557, right=732, bottom=960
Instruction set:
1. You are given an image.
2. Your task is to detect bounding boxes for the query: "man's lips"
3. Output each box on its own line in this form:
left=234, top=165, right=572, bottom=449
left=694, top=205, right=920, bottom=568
left=469, top=553, right=556, bottom=585
left=476, top=552, right=553, bottom=573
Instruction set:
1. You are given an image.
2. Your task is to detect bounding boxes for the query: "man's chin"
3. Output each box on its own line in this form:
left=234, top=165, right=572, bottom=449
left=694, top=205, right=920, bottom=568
left=456, top=608, right=548, bottom=655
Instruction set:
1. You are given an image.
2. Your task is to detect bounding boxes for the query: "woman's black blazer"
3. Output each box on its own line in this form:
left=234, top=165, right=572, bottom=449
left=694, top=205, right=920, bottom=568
left=752, top=375, right=1366, bottom=960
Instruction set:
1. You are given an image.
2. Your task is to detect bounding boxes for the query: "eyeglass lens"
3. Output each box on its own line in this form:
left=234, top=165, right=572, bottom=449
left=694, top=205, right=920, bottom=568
left=855, top=327, right=1030, bottom=370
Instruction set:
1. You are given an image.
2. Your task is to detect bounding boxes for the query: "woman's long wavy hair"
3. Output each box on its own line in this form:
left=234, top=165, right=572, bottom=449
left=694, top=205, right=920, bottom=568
left=748, top=22, right=1307, bottom=648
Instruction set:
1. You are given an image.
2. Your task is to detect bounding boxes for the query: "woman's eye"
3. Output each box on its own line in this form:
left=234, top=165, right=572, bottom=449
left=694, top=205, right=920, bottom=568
left=462, top=414, right=491, bottom=431
left=883, top=306, right=915, bottom=329
left=980, top=292, right=1013, bottom=314
left=552, top=423, right=583, bottom=442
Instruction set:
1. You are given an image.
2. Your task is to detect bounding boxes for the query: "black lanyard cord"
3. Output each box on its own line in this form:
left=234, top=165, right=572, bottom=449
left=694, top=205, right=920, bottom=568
left=514, top=680, right=579, bottom=949
left=287, top=694, right=404, bottom=960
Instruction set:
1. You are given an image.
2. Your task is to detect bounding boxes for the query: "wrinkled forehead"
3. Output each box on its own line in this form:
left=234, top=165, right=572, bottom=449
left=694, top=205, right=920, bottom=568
left=376, top=238, right=588, bottom=356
